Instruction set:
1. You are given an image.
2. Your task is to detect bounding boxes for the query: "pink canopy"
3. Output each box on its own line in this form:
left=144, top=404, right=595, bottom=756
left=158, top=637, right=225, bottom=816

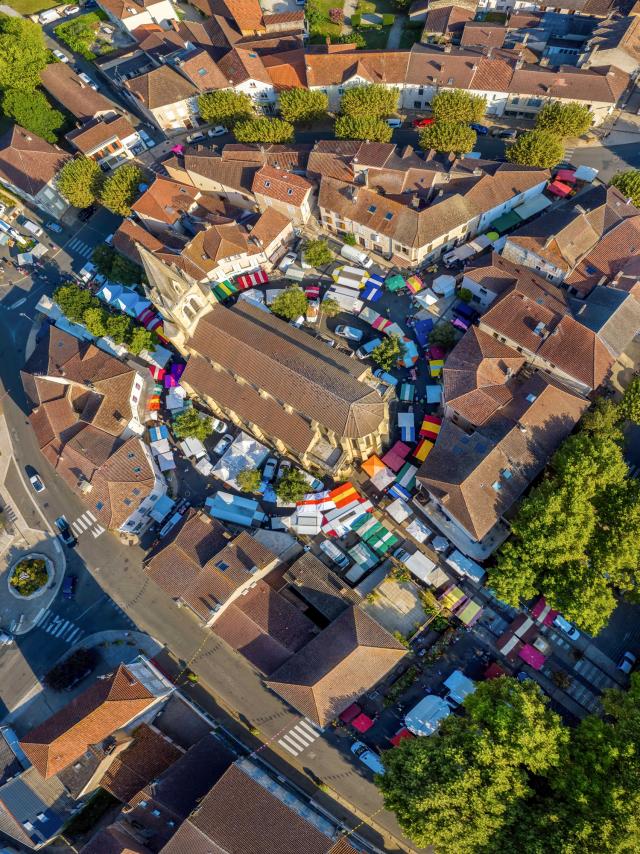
left=548, top=180, right=572, bottom=198
left=382, top=441, right=412, bottom=472
left=519, top=644, right=546, bottom=670
left=339, top=703, right=361, bottom=723
left=555, top=168, right=576, bottom=183
left=351, top=713, right=375, bottom=733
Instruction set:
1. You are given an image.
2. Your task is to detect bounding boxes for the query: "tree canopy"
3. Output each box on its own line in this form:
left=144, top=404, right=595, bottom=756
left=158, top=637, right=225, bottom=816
left=431, top=89, right=486, bottom=123
left=419, top=121, right=476, bottom=154
left=535, top=101, right=592, bottom=138
left=372, top=336, right=403, bottom=370
left=128, top=325, right=157, bottom=356
left=275, top=467, right=308, bottom=502
left=1, top=89, right=65, bottom=143
left=53, top=283, right=93, bottom=323
left=303, top=238, right=333, bottom=267
left=270, top=286, right=308, bottom=320
left=379, top=678, right=566, bottom=853
left=197, top=90, right=254, bottom=126
left=488, top=395, right=640, bottom=633
left=279, top=88, right=328, bottom=123
left=321, top=297, right=340, bottom=318
left=429, top=322, right=458, bottom=350
left=100, top=163, right=143, bottom=216
left=92, top=244, right=142, bottom=286
left=335, top=115, right=393, bottom=143
left=56, top=157, right=104, bottom=208
left=237, top=468, right=262, bottom=493
left=610, top=169, right=640, bottom=208
left=339, top=84, right=399, bottom=119
left=233, top=117, right=294, bottom=143
left=506, top=130, right=564, bottom=169
left=172, top=408, right=213, bottom=442
left=0, top=15, right=49, bottom=91
left=82, top=306, right=108, bottom=337
left=619, top=375, right=640, bottom=423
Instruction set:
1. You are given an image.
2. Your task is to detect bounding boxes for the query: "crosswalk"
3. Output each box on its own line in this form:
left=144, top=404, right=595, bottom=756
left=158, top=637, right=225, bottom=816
left=33, top=608, right=85, bottom=645
left=70, top=511, right=105, bottom=539
left=66, top=237, right=94, bottom=260
left=277, top=718, right=323, bottom=757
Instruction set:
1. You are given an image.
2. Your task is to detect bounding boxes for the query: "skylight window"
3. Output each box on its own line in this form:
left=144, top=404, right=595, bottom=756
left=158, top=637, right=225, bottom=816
left=368, top=204, right=377, bottom=213
left=492, top=481, right=502, bottom=491
left=216, top=560, right=230, bottom=571
left=287, top=187, right=293, bottom=195
left=198, top=68, right=207, bottom=76
left=96, top=501, right=104, bottom=510
left=264, top=180, right=271, bottom=188
left=385, top=212, right=393, bottom=220
left=502, top=469, right=513, bottom=479
left=526, top=393, right=537, bottom=403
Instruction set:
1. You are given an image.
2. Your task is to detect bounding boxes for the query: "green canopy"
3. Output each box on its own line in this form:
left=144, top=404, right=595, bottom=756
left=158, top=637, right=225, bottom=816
left=489, top=210, right=522, bottom=234
left=385, top=274, right=406, bottom=293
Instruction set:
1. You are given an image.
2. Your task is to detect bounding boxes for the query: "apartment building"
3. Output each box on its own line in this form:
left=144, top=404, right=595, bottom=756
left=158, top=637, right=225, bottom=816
left=66, top=114, right=145, bottom=169
left=0, top=125, right=70, bottom=220
left=125, top=64, right=201, bottom=131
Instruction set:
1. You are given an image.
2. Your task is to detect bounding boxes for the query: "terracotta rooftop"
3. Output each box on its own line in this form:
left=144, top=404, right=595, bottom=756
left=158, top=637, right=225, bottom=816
left=66, top=114, right=137, bottom=155
left=218, top=46, right=271, bottom=85
left=262, top=47, right=307, bottom=89
left=423, top=4, right=474, bottom=34
left=0, top=124, right=70, bottom=199
left=177, top=49, right=229, bottom=91
left=267, top=606, right=406, bottom=726
left=131, top=176, right=199, bottom=225
left=113, top=217, right=166, bottom=264
left=81, top=824, right=151, bottom=854
left=283, top=551, right=361, bottom=621
left=99, top=723, right=182, bottom=803
left=20, top=666, right=157, bottom=778
left=40, top=63, right=117, bottom=121
left=125, top=65, right=198, bottom=109
left=461, top=21, right=507, bottom=47
left=252, top=163, right=312, bottom=206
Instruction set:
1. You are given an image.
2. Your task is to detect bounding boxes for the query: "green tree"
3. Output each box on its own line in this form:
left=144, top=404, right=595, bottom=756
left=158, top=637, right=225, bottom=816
left=340, top=84, right=400, bottom=119
left=198, top=90, right=254, bottom=126
left=111, top=254, right=143, bottom=286
left=431, top=89, right=486, bottom=123
left=343, top=233, right=357, bottom=246
left=56, top=157, right=104, bottom=208
left=620, top=375, right=640, bottom=423
left=321, top=297, right=340, bottom=317
left=275, top=467, right=308, bottom=502
left=305, top=0, right=324, bottom=27
left=237, top=467, right=262, bottom=493
left=610, top=169, right=640, bottom=208
left=83, top=306, right=108, bottom=337
left=105, top=313, right=133, bottom=344
left=372, top=335, right=403, bottom=370
left=128, top=325, right=156, bottom=356
left=0, top=15, right=49, bottom=91
left=92, top=244, right=116, bottom=277
left=535, top=101, right=592, bottom=138
left=100, top=163, right=143, bottom=216
left=233, top=117, right=294, bottom=144
left=279, top=88, right=328, bottom=123
left=429, top=322, right=457, bottom=350
left=335, top=115, right=393, bottom=143
left=303, top=238, right=333, bottom=267
left=1, top=89, right=64, bottom=143
left=271, top=286, right=308, bottom=320
left=419, top=121, right=476, bottom=154
left=506, top=130, right=564, bottom=169
left=173, top=408, right=213, bottom=441
left=53, top=284, right=94, bottom=323
left=458, top=287, right=472, bottom=302
left=379, top=678, right=566, bottom=853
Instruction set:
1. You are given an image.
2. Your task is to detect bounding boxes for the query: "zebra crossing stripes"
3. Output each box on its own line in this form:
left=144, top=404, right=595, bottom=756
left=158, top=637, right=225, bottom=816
left=278, top=718, right=322, bottom=757
left=33, top=609, right=85, bottom=645
left=70, top=511, right=105, bottom=539
left=66, top=237, right=94, bottom=259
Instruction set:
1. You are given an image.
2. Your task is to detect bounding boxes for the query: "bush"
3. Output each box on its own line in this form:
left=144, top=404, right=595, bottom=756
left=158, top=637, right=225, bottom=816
left=44, top=647, right=99, bottom=691
left=271, top=286, right=308, bottom=320
left=535, top=101, right=592, bottom=138
left=351, top=11, right=361, bottom=25
left=275, top=467, right=309, bottom=502
left=173, top=408, right=213, bottom=441
left=128, top=326, right=157, bottom=355
left=431, top=89, right=486, bottom=123
left=233, top=117, right=294, bottom=144
left=329, top=6, right=344, bottom=22
left=10, top=558, right=47, bottom=596
left=279, top=88, right=328, bottom=123
left=53, top=283, right=94, bottom=323
left=419, top=121, right=476, bottom=154
left=83, top=305, right=108, bottom=337
left=1, top=89, right=65, bottom=143
left=372, top=335, right=403, bottom=370
left=382, top=12, right=394, bottom=25
left=340, top=84, right=400, bottom=119
left=343, top=233, right=357, bottom=246
left=237, top=468, right=262, bottom=493
left=92, top=243, right=142, bottom=286
left=54, top=13, right=103, bottom=59
left=321, top=297, right=341, bottom=317
left=458, top=287, right=472, bottom=303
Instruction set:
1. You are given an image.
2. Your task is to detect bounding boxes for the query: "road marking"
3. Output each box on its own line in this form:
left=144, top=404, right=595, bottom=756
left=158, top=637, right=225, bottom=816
left=66, top=627, right=81, bottom=644
left=66, top=238, right=94, bottom=259
left=53, top=620, right=69, bottom=637
left=92, top=525, right=105, bottom=538
left=300, top=719, right=321, bottom=736
left=278, top=736, right=302, bottom=756
left=72, top=517, right=88, bottom=532
left=33, top=607, right=48, bottom=627
left=86, top=511, right=96, bottom=523
left=277, top=719, right=323, bottom=756
left=282, top=730, right=310, bottom=750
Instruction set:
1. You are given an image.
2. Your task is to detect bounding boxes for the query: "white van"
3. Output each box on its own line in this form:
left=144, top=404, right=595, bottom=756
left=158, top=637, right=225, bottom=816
left=351, top=741, right=385, bottom=775
left=284, top=265, right=305, bottom=282
left=22, top=219, right=43, bottom=238
left=340, top=243, right=373, bottom=268
left=318, top=539, right=350, bottom=570
left=39, top=8, right=61, bottom=23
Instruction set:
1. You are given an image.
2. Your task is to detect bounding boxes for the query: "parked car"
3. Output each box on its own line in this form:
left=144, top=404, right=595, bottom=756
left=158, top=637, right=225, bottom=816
left=207, top=125, right=228, bottom=137
left=62, top=574, right=77, bottom=600
left=277, top=458, right=292, bottom=478
left=470, top=123, right=489, bottom=135
left=618, top=651, right=637, bottom=674
left=211, top=418, right=227, bottom=433
left=213, top=434, right=233, bottom=455
left=385, top=117, right=402, bottom=128
left=373, top=368, right=397, bottom=386
left=262, top=456, right=278, bottom=482
left=412, top=117, right=434, bottom=128
left=78, top=72, right=98, bottom=90
left=186, top=131, right=206, bottom=143
left=77, top=204, right=96, bottom=222
left=55, top=517, right=76, bottom=547
left=351, top=741, right=385, bottom=775
left=496, top=128, right=518, bottom=139
left=63, top=4, right=80, bottom=13
left=552, top=614, right=580, bottom=641
left=278, top=251, right=297, bottom=272
left=393, top=546, right=411, bottom=564
left=46, top=221, right=63, bottom=233
left=319, top=539, right=350, bottom=570
left=335, top=324, right=364, bottom=342
left=25, top=465, right=45, bottom=493
left=52, top=49, right=69, bottom=62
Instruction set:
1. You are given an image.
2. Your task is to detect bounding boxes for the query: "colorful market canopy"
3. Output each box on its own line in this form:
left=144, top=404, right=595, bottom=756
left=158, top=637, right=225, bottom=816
left=413, top=438, right=434, bottom=462
left=489, top=210, right=522, bottom=233
left=398, top=411, right=415, bottom=443
left=212, top=280, right=237, bottom=301
left=406, top=275, right=423, bottom=294
left=385, top=274, right=406, bottom=293
left=425, top=384, right=442, bottom=404
left=382, top=441, right=412, bottom=472
left=395, top=462, right=417, bottom=492
left=399, top=383, right=415, bottom=403
left=388, top=483, right=412, bottom=502
left=414, top=318, right=433, bottom=348
left=236, top=270, right=268, bottom=289
left=429, top=358, right=444, bottom=378
left=458, top=600, right=482, bottom=627
left=555, top=168, right=576, bottom=183
left=361, top=279, right=383, bottom=302
left=439, top=585, right=467, bottom=611
left=420, top=415, right=442, bottom=439
left=547, top=180, right=572, bottom=198
left=362, top=455, right=387, bottom=478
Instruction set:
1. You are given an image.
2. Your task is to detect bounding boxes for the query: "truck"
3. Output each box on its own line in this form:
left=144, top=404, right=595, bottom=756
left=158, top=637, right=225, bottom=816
left=340, top=243, right=373, bottom=268
left=319, top=538, right=350, bottom=570
left=356, top=337, right=383, bottom=359
left=445, top=549, right=486, bottom=584
left=21, top=218, right=43, bottom=238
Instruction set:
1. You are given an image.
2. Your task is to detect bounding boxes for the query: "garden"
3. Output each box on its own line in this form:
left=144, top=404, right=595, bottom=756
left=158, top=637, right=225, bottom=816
left=9, top=556, right=49, bottom=596
left=54, top=11, right=111, bottom=60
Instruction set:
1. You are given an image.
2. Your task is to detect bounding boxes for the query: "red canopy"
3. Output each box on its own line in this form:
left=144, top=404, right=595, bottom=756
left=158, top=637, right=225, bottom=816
left=519, top=644, right=546, bottom=670
left=237, top=270, right=268, bottom=289
left=484, top=662, right=506, bottom=680
left=531, top=595, right=558, bottom=627
left=548, top=180, right=572, bottom=198
left=339, top=702, right=361, bottom=723
left=382, top=441, right=412, bottom=472
left=390, top=728, right=414, bottom=747
left=351, top=713, right=375, bottom=733
left=305, top=285, right=320, bottom=299
left=555, top=168, right=576, bottom=183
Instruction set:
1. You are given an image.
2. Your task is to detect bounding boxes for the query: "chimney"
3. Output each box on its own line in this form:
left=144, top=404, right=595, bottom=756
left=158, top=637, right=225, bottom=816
left=517, top=422, right=527, bottom=433
left=350, top=185, right=358, bottom=203
left=410, top=193, right=420, bottom=208
left=486, top=46, right=493, bottom=58
left=443, top=44, right=452, bottom=53
left=515, top=57, right=524, bottom=69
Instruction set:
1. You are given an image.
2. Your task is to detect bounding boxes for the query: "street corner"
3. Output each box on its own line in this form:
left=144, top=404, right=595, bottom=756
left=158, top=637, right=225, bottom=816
left=0, top=530, right=66, bottom=637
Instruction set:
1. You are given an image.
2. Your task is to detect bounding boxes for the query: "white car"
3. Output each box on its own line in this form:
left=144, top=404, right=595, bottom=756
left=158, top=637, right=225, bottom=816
left=207, top=125, right=228, bottom=137
left=278, top=251, right=297, bottom=272
left=186, top=130, right=206, bottom=143
left=211, top=418, right=227, bottom=433
left=52, top=49, right=69, bottom=62
left=262, top=456, right=278, bottom=482
left=552, top=615, right=580, bottom=641
left=618, top=651, right=637, bottom=674
left=63, top=4, right=80, bottom=13
left=335, top=324, right=364, bottom=342
left=78, top=72, right=98, bottom=90
left=385, top=117, right=402, bottom=128
left=351, top=741, right=385, bottom=776
left=213, top=434, right=233, bottom=455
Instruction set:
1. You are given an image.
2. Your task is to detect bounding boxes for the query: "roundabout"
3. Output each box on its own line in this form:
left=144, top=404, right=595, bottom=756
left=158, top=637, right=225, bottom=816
left=8, top=553, right=52, bottom=600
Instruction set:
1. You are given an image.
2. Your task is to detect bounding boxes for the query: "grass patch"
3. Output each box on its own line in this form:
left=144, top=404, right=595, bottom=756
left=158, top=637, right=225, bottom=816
left=483, top=10, right=507, bottom=21
left=308, top=0, right=345, bottom=37
left=54, top=11, right=110, bottom=60
left=356, top=25, right=391, bottom=47
left=4, top=0, right=57, bottom=13
left=399, top=22, right=422, bottom=48
left=356, top=0, right=395, bottom=12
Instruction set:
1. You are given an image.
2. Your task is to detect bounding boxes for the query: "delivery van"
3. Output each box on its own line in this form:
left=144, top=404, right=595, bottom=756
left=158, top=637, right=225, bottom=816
left=319, top=539, right=350, bottom=570
left=21, top=219, right=43, bottom=237
left=284, top=265, right=305, bottom=282
left=340, top=243, right=373, bottom=268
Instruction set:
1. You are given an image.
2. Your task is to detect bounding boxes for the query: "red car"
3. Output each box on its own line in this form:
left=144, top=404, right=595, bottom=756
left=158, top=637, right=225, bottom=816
left=412, top=117, right=435, bottom=128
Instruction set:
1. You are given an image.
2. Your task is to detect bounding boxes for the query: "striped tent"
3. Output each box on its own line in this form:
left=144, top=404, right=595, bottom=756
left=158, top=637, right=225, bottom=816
left=420, top=415, right=442, bottom=439
left=406, top=275, right=423, bottom=294
left=429, top=358, right=444, bottom=378
left=395, top=462, right=417, bottom=492
left=413, top=438, right=434, bottom=462
left=399, top=383, right=415, bottom=402
left=237, top=270, right=268, bottom=289
left=212, top=280, right=237, bottom=301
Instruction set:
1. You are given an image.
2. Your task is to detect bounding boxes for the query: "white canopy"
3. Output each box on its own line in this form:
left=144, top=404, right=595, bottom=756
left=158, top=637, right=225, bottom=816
left=405, top=695, right=450, bottom=736
left=432, top=274, right=456, bottom=296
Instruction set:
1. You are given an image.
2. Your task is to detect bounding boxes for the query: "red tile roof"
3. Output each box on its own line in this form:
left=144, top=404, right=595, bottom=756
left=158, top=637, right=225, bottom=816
left=251, top=163, right=312, bottom=206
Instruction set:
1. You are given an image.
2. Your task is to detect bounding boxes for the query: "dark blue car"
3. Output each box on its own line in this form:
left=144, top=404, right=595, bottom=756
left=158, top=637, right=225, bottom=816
left=62, top=574, right=77, bottom=600
left=470, top=123, right=489, bottom=135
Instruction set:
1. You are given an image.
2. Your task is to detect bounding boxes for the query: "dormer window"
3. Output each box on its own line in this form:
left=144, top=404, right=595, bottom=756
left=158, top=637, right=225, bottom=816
left=264, top=180, right=271, bottom=188
left=198, top=68, right=207, bottom=76
left=287, top=187, right=293, bottom=195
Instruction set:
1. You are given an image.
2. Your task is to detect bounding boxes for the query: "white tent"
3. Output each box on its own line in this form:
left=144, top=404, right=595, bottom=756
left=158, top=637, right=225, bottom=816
left=432, top=275, right=456, bottom=297
left=386, top=497, right=412, bottom=523
left=405, top=695, right=450, bottom=736
left=212, top=431, right=268, bottom=489
left=150, top=438, right=171, bottom=456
